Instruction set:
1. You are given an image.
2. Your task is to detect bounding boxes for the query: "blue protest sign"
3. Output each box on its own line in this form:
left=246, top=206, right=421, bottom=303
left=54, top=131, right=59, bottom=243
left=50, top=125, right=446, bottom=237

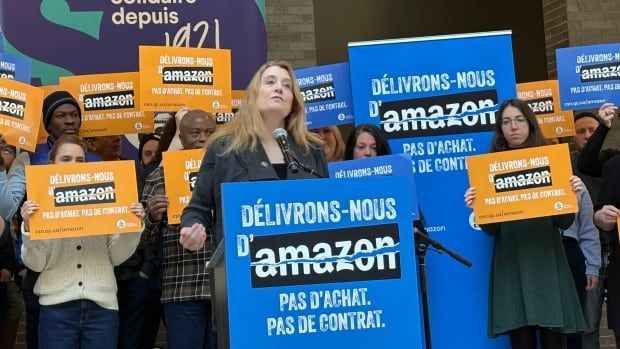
left=348, top=31, right=516, bottom=349
left=0, top=52, right=32, bottom=83
left=328, top=154, right=418, bottom=220
left=222, top=176, right=424, bottom=349
left=557, top=43, right=620, bottom=109
left=295, top=62, right=354, bottom=128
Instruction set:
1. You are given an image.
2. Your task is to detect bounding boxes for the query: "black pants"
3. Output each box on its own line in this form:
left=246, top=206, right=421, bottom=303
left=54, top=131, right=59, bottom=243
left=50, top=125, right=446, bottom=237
left=563, top=237, right=587, bottom=349
left=18, top=269, right=40, bottom=349
left=117, top=276, right=165, bottom=349
left=509, top=326, right=567, bottom=349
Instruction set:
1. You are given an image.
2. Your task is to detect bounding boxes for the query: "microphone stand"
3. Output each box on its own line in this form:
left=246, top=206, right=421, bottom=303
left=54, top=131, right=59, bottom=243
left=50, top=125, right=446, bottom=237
left=291, top=155, right=324, bottom=178
left=414, top=219, right=471, bottom=349
left=296, top=161, right=324, bottom=178
left=288, top=160, right=301, bottom=174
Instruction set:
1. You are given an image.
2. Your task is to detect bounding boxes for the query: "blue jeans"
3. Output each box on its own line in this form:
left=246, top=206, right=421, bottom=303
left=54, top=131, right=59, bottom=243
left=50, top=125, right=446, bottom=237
left=164, top=300, right=217, bottom=349
left=39, top=300, right=118, bottom=349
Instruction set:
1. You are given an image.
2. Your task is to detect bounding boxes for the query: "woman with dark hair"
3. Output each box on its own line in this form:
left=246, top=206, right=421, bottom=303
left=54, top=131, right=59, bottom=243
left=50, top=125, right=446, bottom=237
left=488, top=98, right=548, bottom=152
left=344, top=123, right=392, bottom=160
left=464, top=98, right=586, bottom=349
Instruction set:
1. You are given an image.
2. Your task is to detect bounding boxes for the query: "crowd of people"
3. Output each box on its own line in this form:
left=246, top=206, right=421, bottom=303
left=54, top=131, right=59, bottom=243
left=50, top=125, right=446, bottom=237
left=0, top=58, right=619, bottom=349
left=0, top=59, right=395, bottom=349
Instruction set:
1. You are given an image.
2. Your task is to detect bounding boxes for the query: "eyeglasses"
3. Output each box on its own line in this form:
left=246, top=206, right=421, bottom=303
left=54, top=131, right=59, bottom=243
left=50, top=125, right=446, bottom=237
left=501, top=116, right=528, bottom=126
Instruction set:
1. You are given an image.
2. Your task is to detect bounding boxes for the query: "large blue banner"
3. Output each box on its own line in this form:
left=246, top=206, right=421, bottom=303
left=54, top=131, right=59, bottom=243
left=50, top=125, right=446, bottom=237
left=295, top=62, right=354, bottom=129
left=348, top=31, right=516, bottom=349
left=328, top=154, right=418, bottom=220
left=222, top=177, right=424, bottom=349
left=0, top=52, right=31, bottom=83
left=557, top=43, right=620, bottom=110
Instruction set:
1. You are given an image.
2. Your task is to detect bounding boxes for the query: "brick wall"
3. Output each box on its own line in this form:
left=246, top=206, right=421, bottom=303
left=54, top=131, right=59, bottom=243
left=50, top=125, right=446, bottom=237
left=265, top=0, right=317, bottom=69
left=566, top=0, right=620, bottom=151
left=567, top=0, right=620, bottom=46
left=542, top=0, right=569, bottom=78
left=543, top=2, right=620, bottom=345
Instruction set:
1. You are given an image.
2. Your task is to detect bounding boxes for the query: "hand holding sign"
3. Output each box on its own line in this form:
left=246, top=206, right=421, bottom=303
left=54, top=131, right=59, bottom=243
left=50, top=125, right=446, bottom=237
left=598, top=102, right=618, bottom=128
left=20, top=200, right=39, bottom=232
left=569, top=175, right=584, bottom=195
left=130, top=203, right=145, bottom=220
left=464, top=187, right=476, bottom=209
left=146, top=194, right=169, bottom=222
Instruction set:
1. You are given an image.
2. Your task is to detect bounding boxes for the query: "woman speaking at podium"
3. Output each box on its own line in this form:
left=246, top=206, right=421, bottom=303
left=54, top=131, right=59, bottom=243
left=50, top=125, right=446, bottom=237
left=179, top=60, right=328, bottom=251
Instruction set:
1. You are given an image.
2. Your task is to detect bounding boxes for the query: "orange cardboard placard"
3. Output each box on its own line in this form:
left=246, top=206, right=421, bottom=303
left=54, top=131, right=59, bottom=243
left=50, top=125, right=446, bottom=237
left=25, top=160, right=141, bottom=239
left=139, top=46, right=232, bottom=113
left=0, top=78, right=43, bottom=152
left=466, top=143, right=577, bottom=224
left=214, top=89, right=244, bottom=124
left=60, top=72, right=154, bottom=137
left=162, top=148, right=204, bottom=224
left=516, top=80, right=575, bottom=138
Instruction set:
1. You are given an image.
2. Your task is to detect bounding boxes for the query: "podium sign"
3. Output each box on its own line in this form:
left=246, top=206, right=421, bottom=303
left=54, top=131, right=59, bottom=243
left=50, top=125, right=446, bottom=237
left=328, top=154, right=419, bottom=219
left=222, top=176, right=423, bottom=349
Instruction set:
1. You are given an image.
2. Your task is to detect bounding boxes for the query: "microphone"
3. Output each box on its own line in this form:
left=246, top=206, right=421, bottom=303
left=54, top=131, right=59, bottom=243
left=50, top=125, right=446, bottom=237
left=272, top=128, right=299, bottom=174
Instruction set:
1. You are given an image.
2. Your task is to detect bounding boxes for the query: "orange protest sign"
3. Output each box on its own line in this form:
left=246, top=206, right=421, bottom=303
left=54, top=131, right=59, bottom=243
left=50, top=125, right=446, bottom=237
left=466, top=143, right=577, bottom=224
left=215, top=89, right=244, bottom=124
left=60, top=72, right=154, bottom=137
left=139, top=46, right=232, bottom=113
left=25, top=160, right=141, bottom=239
left=232, top=90, right=244, bottom=108
left=0, top=78, right=43, bottom=152
left=162, top=148, right=204, bottom=224
left=516, top=80, right=575, bottom=138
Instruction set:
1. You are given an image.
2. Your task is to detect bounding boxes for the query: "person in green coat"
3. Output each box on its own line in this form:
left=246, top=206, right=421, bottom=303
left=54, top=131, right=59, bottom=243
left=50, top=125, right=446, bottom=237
left=464, top=98, right=586, bottom=349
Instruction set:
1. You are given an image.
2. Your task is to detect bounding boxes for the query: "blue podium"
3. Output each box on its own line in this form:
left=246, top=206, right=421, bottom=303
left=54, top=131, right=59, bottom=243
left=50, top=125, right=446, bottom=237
left=207, top=176, right=424, bottom=349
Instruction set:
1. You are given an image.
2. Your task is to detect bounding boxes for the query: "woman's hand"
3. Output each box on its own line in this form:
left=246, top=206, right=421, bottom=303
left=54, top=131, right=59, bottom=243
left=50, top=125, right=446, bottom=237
left=20, top=200, right=39, bottom=231
left=130, top=203, right=145, bottom=219
left=569, top=175, right=584, bottom=194
left=464, top=187, right=476, bottom=209
left=179, top=223, right=207, bottom=251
